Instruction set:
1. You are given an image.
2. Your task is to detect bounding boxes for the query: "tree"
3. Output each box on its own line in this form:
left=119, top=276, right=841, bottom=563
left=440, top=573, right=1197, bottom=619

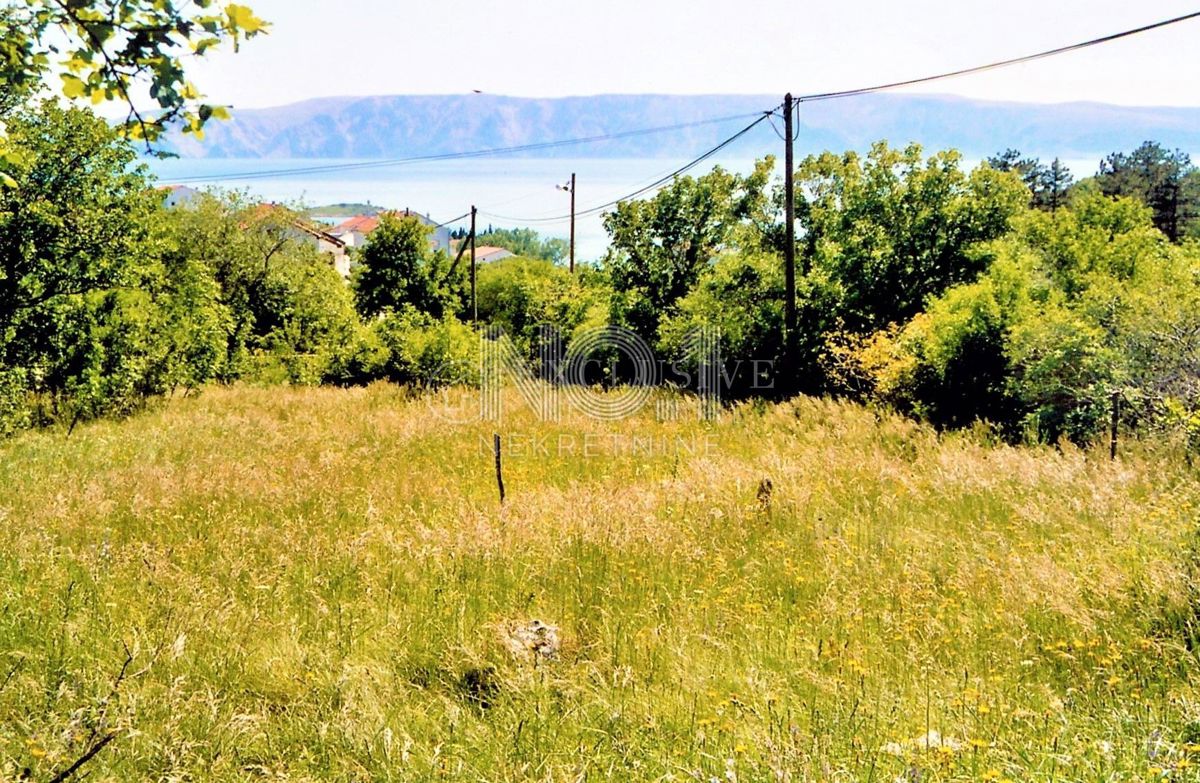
left=987, top=148, right=1045, bottom=185
left=1096, top=141, right=1199, bottom=242
left=1037, top=158, right=1074, bottom=213
left=602, top=160, right=772, bottom=343
left=0, top=102, right=156, bottom=343
left=841, top=191, right=1190, bottom=445
left=474, top=227, right=569, bottom=263
left=0, top=101, right=206, bottom=430
left=797, top=142, right=1028, bottom=333
left=159, top=193, right=360, bottom=382
left=985, top=149, right=1073, bottom=212
left=353, top=214, right=460, bottom=319
left=0, top=0, right=266, bottom=155
left=658, top=251, right=790, bottom=397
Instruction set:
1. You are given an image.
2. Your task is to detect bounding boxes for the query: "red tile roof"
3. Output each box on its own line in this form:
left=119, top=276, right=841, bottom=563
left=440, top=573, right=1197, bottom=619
left=332, top=215, right=380, bottom=235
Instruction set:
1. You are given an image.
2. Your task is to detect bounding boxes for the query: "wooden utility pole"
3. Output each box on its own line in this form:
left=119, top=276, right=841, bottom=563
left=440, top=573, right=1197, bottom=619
left=783, top=93, right=797, bottom=368
left=569, top=172, right=576, bottom=274
left=470, top=205, right=478, bottom=322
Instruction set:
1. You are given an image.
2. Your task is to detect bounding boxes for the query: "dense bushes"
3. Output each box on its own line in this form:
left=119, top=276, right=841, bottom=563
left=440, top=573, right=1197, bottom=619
left=475, top=256, right=605, bottom=358
left=325, top=309, right=479, bottom=387
left=836, top=193, right=1200, bottom=444
left=0, top=102, right=479, bottom=436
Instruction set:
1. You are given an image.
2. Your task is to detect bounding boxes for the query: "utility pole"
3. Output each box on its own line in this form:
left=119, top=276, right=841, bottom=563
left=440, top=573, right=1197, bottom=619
left=569, top=172, right=576, bottom=274
left=559, top=174, right=577, bottom=273
left=470, top=205, right=477, bottom=322
left=783, top=93, right=797, bottom=370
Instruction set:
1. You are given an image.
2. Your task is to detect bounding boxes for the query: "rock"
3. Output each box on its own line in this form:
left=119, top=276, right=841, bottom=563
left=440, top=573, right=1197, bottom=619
left=503, top=619, right=560, bottom=661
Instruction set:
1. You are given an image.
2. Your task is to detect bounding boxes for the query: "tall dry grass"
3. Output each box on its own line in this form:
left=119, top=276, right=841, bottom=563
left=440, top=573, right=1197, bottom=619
left=0, top=384, right=1198, bottom=781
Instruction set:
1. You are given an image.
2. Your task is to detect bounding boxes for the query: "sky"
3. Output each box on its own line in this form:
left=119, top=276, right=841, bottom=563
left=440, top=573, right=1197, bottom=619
left=181, top=0, right=1200, bottom=109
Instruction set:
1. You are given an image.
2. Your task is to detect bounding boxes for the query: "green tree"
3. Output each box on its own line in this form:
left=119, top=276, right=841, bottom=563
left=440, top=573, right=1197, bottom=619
left=1037, top=158, right=1074, bottom=213
left=844, top=191, right=1190, bottom=445
left=475, top=256, right=602, bottom=358
left=658, top=251, right=792, bottom=397
left=602, top=160, right=772, bottom=343
left=1096, top=141, right=1199, bottom=242
left=160, top=193, right=360, bottom=382
left=353, top=214, right=461, bottom=319
left=474, top=227, right=569, bottom=263
left=0, top=101, right=219, bottom=431
left=797, top=142, right=1028, bottom=333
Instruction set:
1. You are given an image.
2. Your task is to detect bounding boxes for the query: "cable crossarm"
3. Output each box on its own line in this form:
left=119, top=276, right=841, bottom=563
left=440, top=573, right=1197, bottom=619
left=479, top=111, right=773, bottom=224
left=167, top=110, right=772, bottom=183
left=794, top=10, right=1200, bottom=103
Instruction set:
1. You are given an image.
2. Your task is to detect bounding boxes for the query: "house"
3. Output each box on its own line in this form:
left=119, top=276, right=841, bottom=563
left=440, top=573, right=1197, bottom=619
left=291, top=222, right=351, bottom=278
left=473, top=246, right=513, bottom=263
left=329, top=209, right=453, bottom=254
left=249, top=204, right=351, bottom=279
left=328, top=215, right=380, bottom=249
left=160, top=184, right=200, bottom=208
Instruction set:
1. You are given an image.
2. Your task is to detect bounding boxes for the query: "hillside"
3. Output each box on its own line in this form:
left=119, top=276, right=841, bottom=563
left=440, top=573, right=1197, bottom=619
left=1, top=385, right=1197, bottom=779
left=159, top=93, right=1200, bottom=160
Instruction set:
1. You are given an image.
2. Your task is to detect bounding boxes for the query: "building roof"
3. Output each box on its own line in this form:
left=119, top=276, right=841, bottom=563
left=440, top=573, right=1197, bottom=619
left=330, top=210, right=444, bottom=237
left=331, top=215, right=380, bottom=235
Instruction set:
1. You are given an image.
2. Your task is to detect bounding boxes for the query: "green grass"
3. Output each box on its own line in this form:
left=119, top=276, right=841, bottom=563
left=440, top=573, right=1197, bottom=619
left=1, top=384, right=1199, bottom=781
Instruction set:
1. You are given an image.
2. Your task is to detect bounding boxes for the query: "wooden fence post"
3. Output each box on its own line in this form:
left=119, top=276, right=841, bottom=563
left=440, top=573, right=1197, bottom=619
left=493, top=433, right=505, bottom=503
left=1109, top=391, right=1120, bottom=461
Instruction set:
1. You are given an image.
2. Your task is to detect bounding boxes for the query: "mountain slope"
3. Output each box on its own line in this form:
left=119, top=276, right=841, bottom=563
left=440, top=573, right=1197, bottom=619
left=160, top=93, right=1200, bottom=160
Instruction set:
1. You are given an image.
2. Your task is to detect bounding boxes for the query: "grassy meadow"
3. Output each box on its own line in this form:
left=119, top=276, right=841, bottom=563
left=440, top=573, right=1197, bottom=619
left=2, top=384, right=1200, bottom=781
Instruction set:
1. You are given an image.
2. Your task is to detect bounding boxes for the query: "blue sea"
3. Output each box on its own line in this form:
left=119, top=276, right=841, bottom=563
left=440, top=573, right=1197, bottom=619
left=147, top=156, right=768, bottom=261
left=147, top=155, right=1114, bottom=262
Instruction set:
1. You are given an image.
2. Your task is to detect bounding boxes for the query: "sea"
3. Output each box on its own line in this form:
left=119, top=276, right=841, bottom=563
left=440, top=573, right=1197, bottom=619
left=147, top=155, right=1115, bottom=262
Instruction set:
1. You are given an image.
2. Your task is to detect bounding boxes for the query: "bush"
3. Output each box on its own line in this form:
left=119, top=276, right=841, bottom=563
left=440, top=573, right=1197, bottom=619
left=0, top=368, right=31, bottom=438
left=320, top=310, right=480, bottom=389
left=659, top=252, right=786, bottom=396
left=476, top=256, right=605, bottom=356
left=844, top=264, right=1024, bottom=434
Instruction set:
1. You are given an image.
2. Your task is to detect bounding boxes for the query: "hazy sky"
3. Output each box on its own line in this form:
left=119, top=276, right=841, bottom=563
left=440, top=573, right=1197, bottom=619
left=183, top=0, right=1200, bottom=109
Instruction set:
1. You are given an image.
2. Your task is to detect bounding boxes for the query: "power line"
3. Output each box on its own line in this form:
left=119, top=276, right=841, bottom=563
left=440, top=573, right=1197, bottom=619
left=479, top=112, right=773, bottom=224
left=167, top=10, right=1200, bottom=223
left=793, top=10, right=1200, bottom=104
left=476, top=11, right=1200, bottom=226
left=433, top=210, right=472, bottom=228
left=166, top=110, right=770, bottom=184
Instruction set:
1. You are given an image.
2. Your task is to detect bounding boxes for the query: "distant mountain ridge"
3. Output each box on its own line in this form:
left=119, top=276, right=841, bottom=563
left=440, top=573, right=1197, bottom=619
left=159, top=93, right=1200, bottom=161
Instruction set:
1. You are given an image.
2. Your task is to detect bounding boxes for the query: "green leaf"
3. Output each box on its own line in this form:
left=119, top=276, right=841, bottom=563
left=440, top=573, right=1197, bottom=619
left=61, top=73, right=87, bottom=99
